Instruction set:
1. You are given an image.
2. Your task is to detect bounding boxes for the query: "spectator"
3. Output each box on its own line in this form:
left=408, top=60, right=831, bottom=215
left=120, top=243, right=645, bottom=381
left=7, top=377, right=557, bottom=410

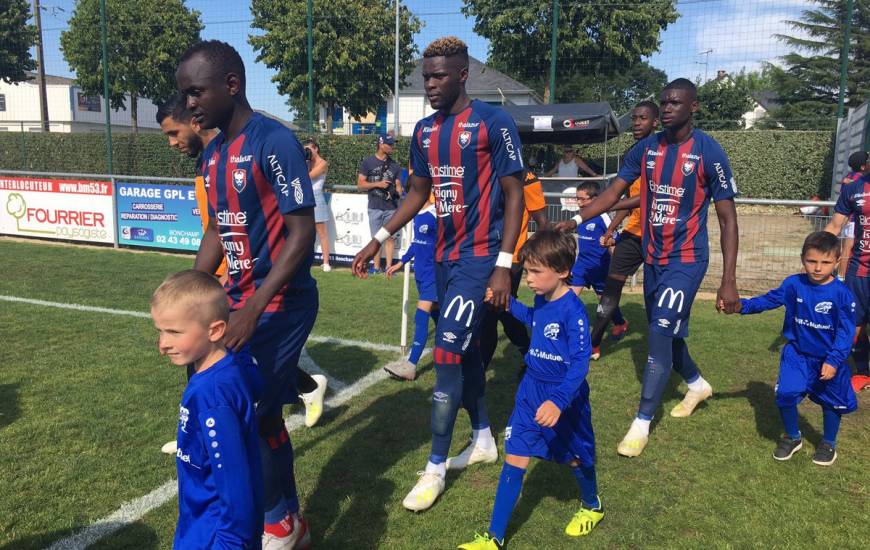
left=545, top=145, right=599, bottom=179
left=357, top=134, right=403, bottom=272
left=303, top=138, right=332, bottom=272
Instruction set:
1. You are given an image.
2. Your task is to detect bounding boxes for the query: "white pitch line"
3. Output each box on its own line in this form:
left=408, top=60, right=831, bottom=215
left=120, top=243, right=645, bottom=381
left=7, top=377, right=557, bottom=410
left=298, top=348, right=346, bottom=391
left=0, top=294, right=402, bottom=354
left=44, top=363, right=394, bottom=550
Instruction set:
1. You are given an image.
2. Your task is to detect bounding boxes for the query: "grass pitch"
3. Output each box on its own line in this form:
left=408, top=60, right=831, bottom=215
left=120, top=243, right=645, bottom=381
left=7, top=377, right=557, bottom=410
left=0, top=238, right=868, bottom=549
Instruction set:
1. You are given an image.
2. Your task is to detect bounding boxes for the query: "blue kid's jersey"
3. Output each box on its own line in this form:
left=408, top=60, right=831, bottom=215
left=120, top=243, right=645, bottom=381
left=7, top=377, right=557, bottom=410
left=508, top=291, right=591, bottom=411
left=574, top=213, right=612, bottom=269
left=200, top=113, right=316, bottom=312
left=834, top=173, right=870, bottom=277
left=740, top=274, right=856, bottom=368
left=410, top=100, right=525, bottom=262
left=174, top=351, right=263, bottom=550
left=401, top=205, right=437, bottom=283
left=618, top=128, right=737, bottom=265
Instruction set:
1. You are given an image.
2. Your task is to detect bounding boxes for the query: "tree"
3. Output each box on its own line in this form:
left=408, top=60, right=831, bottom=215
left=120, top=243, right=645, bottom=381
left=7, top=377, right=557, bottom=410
left=0, top=0, right=37, bottom=84
left=768, top=0, right=870, bottom=129
left=461, top=0, right=679, bottom=103
left=695, top=72, right=754, bottom=130
left=551, top=61, right=668, bottom=114
left=250, top=0, right=421, bottom=133
left=60, top=0, right=203, bottom=133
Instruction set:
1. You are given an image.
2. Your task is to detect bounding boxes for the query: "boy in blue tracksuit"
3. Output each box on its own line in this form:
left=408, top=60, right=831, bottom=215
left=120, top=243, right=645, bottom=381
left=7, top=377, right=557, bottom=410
left=732, top=232, right=858, bottom=466
left=459, top=230, right=603, bottom=550
left=385, top=199, right=438, bottom=380
left=152, top=270, right=263, bottom=549
left=570, top=182, right=627, bottom=359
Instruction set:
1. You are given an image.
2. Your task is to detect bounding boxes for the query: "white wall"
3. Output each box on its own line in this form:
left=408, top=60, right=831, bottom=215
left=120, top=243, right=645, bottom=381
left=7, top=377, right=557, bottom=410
left=0, top=79, right=160, bottom=131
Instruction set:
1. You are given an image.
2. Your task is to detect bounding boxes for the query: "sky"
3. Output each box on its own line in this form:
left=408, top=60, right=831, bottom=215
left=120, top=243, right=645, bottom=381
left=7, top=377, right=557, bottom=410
left=31, top=0, right=814, bottom=121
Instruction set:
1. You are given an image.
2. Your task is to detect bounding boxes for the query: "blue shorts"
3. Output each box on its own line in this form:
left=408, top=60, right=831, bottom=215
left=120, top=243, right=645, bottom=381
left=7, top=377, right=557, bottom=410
left=245, top=287, right=318, bottom=417
left=416, top=276, right=437, bottom=303
left=845, top=274, right=870, bottom=326
left=434, top=256, right=495, bottom=355
left=643, top=261, right=708, bottom=338
left=571, top=260, right=609, bottom=294
left=504, top=375, right=596, bottom=466
left=776, top=343, right=857, bottom=413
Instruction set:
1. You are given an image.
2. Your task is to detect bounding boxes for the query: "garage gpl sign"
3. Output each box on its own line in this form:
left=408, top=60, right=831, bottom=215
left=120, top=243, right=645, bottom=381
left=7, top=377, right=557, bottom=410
left=0, top=176, right=115, bottom=244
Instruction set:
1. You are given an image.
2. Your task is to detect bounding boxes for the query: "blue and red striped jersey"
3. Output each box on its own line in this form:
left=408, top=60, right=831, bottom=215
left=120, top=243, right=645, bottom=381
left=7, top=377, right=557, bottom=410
left=410, top=100, right=525, bottom=262
left=618, top=128, right=737, bottom=265
left=199, top=113, right=316, bottom=312
left=834, top=173, right=870, bottom=277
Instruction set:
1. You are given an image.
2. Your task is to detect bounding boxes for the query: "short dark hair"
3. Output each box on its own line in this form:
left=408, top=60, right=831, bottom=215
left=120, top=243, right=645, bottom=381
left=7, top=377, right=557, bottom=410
left=635, top=100, right=659, bottom=118
left=578, top=181, right=600, bottom=197
left=848, top=151, right=869, bottom=172
left=156, top=93, right=192, bottom=125
left=518, top=229, right=576, bottom=275
left=179, top=40, right=246, bottom=86
left=664, top=78, right=698, bottom=99
left=802, top=231, right=841, bottom=258
left=423, top=36, right=469, bottom=66
left=302, top=138, right=319, bottom=151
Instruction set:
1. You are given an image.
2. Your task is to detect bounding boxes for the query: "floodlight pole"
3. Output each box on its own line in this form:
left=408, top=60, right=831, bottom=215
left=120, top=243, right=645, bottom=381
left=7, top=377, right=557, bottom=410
left=394, top=0, right=400, bottom=135
left=837, top=0, right=854, bottom=119
left=548, top=0, right=560, bottom=104
left=99, top=0, right=113, bottom=174
left=307, top=0, right=315, bottom=132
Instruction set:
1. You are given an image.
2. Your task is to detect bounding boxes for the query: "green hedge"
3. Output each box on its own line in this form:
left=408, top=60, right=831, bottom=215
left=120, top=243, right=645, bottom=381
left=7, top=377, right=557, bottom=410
left=0, top=129, right=833, bottom=199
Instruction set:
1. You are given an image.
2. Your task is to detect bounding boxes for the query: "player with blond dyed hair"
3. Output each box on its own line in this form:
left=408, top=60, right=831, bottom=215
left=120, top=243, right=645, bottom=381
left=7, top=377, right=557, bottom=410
left=353, top=36, right=527, bottom=511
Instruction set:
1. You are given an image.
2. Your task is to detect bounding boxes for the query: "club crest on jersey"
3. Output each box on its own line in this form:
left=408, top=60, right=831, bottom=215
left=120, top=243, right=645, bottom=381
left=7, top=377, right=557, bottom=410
left=232, top=169, right=247, bottom=193
left=458, top=130, right=472, bottom=149
left=681, top=160, right=696, bottom=176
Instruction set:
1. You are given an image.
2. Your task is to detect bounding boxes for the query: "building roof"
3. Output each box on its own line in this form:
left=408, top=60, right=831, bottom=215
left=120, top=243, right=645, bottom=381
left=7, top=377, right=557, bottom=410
left=753, top=91, right=781, bottom=111
left=24, top=71, right=76, bottom=86
left=402, top=56, right=537, bottom=97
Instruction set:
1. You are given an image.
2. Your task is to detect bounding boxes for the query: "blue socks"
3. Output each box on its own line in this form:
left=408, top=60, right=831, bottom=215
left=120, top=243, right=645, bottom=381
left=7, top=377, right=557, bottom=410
left=639, top=331, right=674, bottom=419
left=430, top=356, right=464, bottom=463
left=822, top=407, right=841, bottom=447
left=488, top=463, right=526, bottom=541
left=408, top=308, right=431, bottom=365
left=571, top=464, right=600, bottom=509
left=779, top=405, right=801, bottom=440
left=260, top=424, right=299, bottom=522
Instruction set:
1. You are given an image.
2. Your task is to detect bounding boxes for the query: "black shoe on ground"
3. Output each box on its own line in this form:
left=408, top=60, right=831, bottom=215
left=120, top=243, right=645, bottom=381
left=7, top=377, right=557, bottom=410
left=812, top=442, right=837, bottom=466
left=773, top=435, right=802, bottom=461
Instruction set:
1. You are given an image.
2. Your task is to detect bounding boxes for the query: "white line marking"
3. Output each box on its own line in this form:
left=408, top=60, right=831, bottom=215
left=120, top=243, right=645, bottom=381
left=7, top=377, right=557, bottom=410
left=43, top=350, right=398, bottom=550
left=0, top=294, right=402, bottom=353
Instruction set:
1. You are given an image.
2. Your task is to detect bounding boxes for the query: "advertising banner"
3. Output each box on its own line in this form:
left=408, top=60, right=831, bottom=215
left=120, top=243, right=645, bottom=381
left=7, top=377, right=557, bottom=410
left=115, top=182, right=201, bottom=251
left=316, top=193, right=404, bottom=266
left=0, top=176, right=115, bottom=244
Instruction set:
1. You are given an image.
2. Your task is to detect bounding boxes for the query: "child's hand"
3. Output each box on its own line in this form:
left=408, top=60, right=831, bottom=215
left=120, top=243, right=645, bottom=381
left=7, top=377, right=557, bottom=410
left=484, top=287, right=494, bottom=303
left=385, top=261, right=403, bottom=278
left=534, top=400, right=561, bottom=428
left=820, top=363, right=837, bottom=380
left=599, top=233, right=615, bottom=248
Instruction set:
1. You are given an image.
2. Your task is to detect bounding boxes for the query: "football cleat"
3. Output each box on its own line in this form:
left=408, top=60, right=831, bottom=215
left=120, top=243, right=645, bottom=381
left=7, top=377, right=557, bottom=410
left=301, top=374, right=328, bottom=428
left=457, top=533, right=503, bottom=549
left=670, top=379, right=713, bottom=417
left=617, top=424, right=648, bottom=457
left=402, top=471, right=446, bottom=512
left=446, top=439, right=498, bottom=470
left=565, top=500, right=605, bottom=537
left=384, top=359, right=417, bottom=381
left=610, top=320, right=629, bottom=341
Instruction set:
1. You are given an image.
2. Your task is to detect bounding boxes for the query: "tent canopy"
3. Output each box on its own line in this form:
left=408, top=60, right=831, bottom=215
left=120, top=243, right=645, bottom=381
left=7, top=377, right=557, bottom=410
left=502, top=102, right=621, bottom=145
